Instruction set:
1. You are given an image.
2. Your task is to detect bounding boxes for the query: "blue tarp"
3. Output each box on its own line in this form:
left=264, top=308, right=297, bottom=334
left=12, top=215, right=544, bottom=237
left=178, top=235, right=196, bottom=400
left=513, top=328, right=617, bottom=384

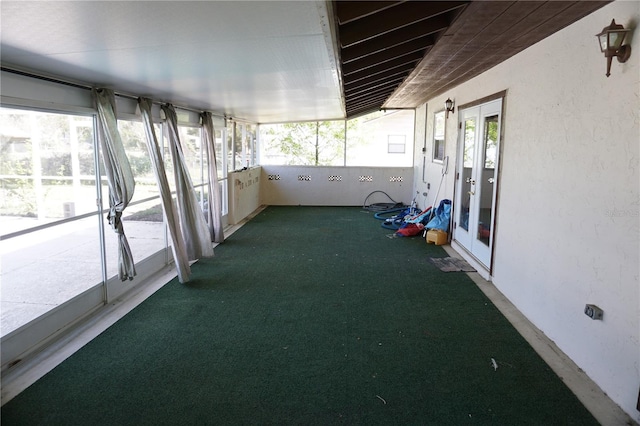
left=426, top=199, right=451, bottom=232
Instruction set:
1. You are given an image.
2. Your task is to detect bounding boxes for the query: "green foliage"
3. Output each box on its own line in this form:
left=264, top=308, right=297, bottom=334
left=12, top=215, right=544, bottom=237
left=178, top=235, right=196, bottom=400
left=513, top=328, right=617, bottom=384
left=0, top=178, right=36, bottom=217
left=79, top=152, right=96, bottom=175
left=266, top=120, right=348, bottom=166
left=41, top=153, right=72, bottom=178
left=118, top=121, right=147, bottom=151
left=261, top=111, right=390, bottom=166
left=0, top=109, right=98, bottom=217
left=117, top=121, right=155, bottom=178
left=0, top=154, right=32, bottom=176
left=128, top=154, right=152, bottom=177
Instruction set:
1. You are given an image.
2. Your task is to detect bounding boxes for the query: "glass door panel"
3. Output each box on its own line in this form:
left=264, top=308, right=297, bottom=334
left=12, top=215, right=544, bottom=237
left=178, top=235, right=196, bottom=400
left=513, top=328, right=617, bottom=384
left=459, top=117, right=476, bottom=232
left=477, top=115, right=499, bottom=247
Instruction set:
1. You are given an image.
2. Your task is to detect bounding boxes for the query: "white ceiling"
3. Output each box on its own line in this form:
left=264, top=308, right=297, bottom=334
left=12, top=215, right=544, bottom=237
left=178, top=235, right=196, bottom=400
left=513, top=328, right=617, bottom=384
left=0, top=1, right=345, bottom=123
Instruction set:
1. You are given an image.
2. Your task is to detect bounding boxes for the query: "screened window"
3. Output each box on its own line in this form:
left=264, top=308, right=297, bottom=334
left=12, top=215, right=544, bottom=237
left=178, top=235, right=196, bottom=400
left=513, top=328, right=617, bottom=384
left=233, top=122, right=243, bottom=170
left=176, top=124, right=206, bottom=213
left=244, top=124, right=256, bottom=167
left=226, top=122, right=234, bottom=173
left=214, top=128, right=224, bottom=180
left=259, top=110, right=414, bottom=167
left=0, top=78, right=232, bottom=369
left=0, top=108, right=96, bottom=222
left=0, top=107, right=101, bottom=336
left=117, top=120, right=156, bottom=204
left=178, top=125, right=204, bottom=186
left=115, top=119, right=166, bottom=270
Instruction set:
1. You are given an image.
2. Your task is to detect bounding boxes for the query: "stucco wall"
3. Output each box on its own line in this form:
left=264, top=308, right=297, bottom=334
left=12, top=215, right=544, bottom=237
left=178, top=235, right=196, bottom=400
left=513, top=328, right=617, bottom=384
left=261, top=165, right=414, bottom=207
left=414, top=1, right=639, bottom=420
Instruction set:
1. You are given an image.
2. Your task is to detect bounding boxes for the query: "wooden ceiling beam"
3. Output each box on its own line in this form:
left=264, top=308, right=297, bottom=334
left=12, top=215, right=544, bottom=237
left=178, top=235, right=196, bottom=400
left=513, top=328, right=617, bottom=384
left=347, top=92, right=389, bottom=108
left=346, top=98, right=389, bottom=116
left=335, top=1, right=404, bottom=25
left=345, top=72, right=407, bottom=94
left=343, top=50, right=425, bottom=76
left=346, top=82, right=405, bottom=102
left=339, top=1, right=467, bottom=48
left=344, top=63, right=416, bottom=86
left=342, top=33, right=436, bottom=65
left=346, top=84, right=397, bottom=103
left=342, top=38, right=433, bottom=74
left=340, top=15, right=448, bottom=63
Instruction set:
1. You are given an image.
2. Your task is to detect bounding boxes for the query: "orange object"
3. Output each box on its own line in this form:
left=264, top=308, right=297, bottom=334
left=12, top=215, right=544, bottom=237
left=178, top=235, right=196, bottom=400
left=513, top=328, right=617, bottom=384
left=426, top=229, right=448, bottom=245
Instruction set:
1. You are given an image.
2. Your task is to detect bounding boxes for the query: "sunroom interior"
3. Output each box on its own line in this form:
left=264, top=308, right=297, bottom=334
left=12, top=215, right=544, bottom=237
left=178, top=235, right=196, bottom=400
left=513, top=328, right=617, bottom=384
left=0, top=0, right=638, bottom=423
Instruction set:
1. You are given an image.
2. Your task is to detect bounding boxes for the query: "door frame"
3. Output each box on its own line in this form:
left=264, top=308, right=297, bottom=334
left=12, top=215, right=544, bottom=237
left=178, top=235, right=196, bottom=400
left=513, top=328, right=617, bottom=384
left=451, top=90, right=507, bottom=278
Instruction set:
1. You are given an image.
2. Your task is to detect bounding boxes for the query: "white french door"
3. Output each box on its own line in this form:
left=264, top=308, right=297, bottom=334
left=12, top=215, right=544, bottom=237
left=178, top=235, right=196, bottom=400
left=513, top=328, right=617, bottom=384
left=454, top=99, right=502, bottom=269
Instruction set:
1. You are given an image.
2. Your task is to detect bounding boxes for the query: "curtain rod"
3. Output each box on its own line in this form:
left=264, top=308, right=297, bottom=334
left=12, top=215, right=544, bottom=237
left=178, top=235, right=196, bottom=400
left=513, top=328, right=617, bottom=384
left=1, top=66, right=228, bottom=120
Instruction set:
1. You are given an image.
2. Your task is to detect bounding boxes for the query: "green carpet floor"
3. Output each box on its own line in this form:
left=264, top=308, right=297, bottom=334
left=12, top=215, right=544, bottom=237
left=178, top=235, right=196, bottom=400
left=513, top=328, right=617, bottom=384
left=1, top=206, right=598, bottom=425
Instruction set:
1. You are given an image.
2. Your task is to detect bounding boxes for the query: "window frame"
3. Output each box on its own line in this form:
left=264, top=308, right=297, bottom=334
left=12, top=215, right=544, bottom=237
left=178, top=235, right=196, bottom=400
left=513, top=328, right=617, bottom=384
left=387, top=134, right=406, bottom=154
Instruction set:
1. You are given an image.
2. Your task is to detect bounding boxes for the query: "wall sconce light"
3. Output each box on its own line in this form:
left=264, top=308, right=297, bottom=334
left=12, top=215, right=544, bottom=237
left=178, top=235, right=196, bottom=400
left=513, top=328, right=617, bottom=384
left=445, top=98, right=455, bottom=119
left=596, top=19, right=632, bottom=77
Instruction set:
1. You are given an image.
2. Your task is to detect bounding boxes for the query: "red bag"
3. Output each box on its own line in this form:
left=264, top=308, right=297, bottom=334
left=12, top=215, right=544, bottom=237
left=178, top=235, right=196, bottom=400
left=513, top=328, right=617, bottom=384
left=395, top=223, right=424, bottom=237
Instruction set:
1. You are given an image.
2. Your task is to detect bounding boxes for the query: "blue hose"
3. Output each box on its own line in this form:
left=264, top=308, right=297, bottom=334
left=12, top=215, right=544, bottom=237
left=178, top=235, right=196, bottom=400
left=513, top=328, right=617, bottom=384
left=373, top=207, right=406, bottom=221
left=373, top=207, right=408, bottom=230
left=381, top=218, right=404, bottom=230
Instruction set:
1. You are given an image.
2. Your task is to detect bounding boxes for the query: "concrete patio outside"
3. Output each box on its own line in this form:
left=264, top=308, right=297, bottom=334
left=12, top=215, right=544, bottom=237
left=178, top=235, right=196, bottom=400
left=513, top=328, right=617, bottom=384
left=1, top=215, right=166, bottom=337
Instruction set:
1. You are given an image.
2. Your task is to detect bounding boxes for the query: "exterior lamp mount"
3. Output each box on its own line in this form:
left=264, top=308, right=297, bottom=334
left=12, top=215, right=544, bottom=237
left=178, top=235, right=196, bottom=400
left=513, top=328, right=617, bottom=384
left=596, top=19, right=632, bottom=77
left=445, top=98, right=455, bottom=119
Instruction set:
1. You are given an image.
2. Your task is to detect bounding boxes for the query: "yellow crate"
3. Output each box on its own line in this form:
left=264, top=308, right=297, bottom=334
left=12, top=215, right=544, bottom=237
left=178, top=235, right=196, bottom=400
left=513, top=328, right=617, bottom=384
left=426, top=229, right=448, bottom=245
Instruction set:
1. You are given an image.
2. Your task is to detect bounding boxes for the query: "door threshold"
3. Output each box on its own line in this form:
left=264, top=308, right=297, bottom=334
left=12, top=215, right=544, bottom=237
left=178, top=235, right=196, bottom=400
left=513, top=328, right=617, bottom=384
left=450, top=240, right=491, bottom=281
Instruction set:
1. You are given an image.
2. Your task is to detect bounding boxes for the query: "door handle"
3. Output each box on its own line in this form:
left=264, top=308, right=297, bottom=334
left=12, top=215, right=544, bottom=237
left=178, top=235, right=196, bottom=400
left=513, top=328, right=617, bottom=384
left=468, top=191, right=475, bottom=195
left=488, top=177, right=495, bottom=184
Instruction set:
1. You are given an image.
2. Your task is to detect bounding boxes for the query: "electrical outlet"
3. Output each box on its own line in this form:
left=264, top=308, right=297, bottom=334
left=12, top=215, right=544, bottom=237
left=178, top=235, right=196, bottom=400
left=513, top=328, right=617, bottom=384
left=427, top=183, right=431, bottom=190
left=584, top=304, right=603, bottom=320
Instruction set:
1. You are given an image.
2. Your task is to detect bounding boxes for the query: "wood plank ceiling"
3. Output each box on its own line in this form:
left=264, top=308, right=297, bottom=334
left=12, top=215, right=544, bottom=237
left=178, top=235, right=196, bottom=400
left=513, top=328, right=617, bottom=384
left=335, top=1, right=468, bottom=118
left=334, top=1, right=611, bottom=118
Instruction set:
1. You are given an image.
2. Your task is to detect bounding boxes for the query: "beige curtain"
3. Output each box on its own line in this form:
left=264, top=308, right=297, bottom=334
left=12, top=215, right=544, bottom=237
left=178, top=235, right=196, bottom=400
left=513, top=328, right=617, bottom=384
left=93, top=88, right=136, bottom=281
left=137, top=98, right=191, bottom=283
left=162, top=104, right=214, bottom=261
left=201, top=112, right=224, bottom=243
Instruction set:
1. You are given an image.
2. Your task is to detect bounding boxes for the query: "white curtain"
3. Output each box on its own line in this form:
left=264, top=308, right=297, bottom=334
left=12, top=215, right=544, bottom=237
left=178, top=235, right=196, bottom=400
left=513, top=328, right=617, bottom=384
left=162, top=104, right=214, bottom=260
left=137, top=98, right=191, bottom=283
left=201, top=112, right=224, bottom=243
left=93, top=88, right=136, bottom=281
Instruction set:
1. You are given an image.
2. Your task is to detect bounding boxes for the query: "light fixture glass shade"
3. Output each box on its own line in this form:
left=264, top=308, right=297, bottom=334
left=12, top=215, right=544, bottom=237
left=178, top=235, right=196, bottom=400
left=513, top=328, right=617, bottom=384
left=598, top=34, right=608, bottom=52
left=596, top=19, right=630, bottom=55
left=608, top=31, right=625, bottom=50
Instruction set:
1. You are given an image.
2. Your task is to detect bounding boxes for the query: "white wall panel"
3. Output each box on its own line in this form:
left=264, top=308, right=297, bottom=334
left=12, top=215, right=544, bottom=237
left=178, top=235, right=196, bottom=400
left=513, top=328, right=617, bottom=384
left=262, top=165, right=413, bottom=207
